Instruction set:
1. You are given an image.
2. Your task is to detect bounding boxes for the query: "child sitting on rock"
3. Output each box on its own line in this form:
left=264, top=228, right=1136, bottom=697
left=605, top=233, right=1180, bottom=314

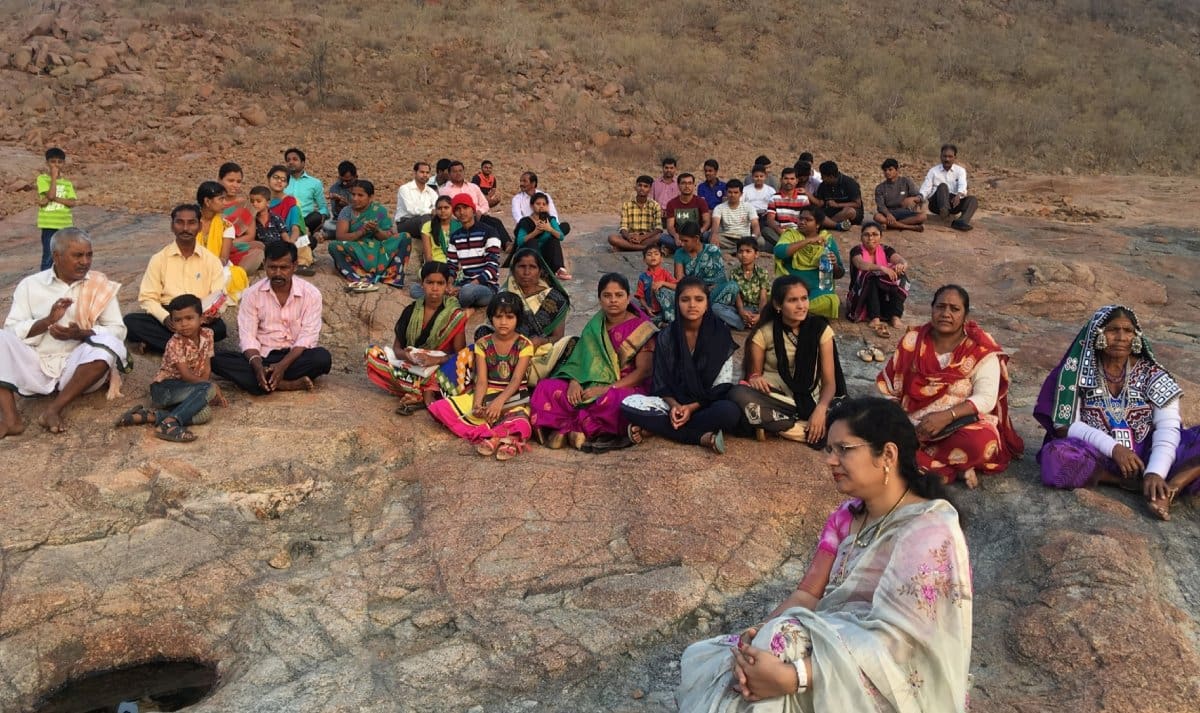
left=115, top=294, right=224, bottom=442
left=635, top=244, right=677, bottom=325
left=428, top=292, right=534, bottom=460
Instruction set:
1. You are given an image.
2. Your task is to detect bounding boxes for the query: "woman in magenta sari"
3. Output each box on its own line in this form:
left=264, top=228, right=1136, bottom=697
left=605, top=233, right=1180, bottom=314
left=531, top=273, right=657, bottom=451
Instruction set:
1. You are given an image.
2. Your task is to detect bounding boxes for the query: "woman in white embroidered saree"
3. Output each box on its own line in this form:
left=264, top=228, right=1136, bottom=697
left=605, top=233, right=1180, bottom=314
left=678, top=397, right=972, bottom=712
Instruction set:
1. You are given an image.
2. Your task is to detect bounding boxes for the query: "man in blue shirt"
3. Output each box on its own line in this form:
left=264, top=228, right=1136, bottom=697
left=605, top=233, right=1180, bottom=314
left=697, top=158, right=726, bottom=210
left=282, top=147, right=329, bottom=247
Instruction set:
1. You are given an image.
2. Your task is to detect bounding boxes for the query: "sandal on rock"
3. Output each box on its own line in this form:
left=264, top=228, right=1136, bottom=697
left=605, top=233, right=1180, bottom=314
left=395, top=400, right=426, bottom=416
left=296, top=264, right=317, bottom=276
left=627, top=424, right=646, bottom=446
left=556, top=267, right=573, bottom=281
left=154, top=420, right=196, bottom=443
left=495, top=437, right=530, bottom=461
left=475, top=436, right=502, bottom=457
left=871, top=347, right=887, bottom=362
left=856, top=349, right=874, bottom=363
left=116, top=404, right=156, bottom=427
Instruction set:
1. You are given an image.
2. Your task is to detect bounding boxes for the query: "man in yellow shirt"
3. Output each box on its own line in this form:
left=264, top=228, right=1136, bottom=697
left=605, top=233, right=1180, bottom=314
left=124, top=204, right=230, bottom=353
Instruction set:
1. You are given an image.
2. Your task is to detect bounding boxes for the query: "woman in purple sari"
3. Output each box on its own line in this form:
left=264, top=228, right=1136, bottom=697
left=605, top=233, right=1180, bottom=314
left=531, top=273, right=657, bottom=451
left=1035, top=304, right=1200, bottom=520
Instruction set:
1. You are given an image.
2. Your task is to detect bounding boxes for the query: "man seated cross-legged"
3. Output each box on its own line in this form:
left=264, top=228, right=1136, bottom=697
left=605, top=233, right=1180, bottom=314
left=0, top=228, right=129, bottom=436
left=211, top=241, right=332, bottom=395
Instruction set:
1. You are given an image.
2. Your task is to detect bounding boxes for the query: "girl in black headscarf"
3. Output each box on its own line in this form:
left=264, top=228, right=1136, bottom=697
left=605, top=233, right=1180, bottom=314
left=620, top=276, right=741, bottom=453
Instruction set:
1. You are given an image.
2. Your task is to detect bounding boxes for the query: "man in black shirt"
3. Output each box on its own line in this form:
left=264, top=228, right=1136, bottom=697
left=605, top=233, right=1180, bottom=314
left=813, top=160, right=863, bottom=231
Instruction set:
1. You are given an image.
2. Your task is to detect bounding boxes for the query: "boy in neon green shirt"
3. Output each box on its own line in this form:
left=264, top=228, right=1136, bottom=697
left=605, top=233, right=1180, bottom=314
left=36, top=147, right=77, bottom=270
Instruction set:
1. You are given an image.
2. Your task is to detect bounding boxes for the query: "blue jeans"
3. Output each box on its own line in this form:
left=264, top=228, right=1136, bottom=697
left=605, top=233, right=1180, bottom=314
left=40, top=228, right=57, bottom=271
left=711, top=303, right=743, bottom=330
left=456, top=282, right=497, bottom=308
left=150, top=379, right=215, bottom=427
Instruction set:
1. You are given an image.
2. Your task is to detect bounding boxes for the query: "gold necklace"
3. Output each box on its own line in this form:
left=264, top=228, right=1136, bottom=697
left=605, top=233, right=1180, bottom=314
left=853, top=488, right=910, bottom=548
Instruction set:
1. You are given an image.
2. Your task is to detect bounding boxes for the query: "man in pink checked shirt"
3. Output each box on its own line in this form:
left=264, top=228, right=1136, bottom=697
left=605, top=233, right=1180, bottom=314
left=211, top=241, right=332, bottom=394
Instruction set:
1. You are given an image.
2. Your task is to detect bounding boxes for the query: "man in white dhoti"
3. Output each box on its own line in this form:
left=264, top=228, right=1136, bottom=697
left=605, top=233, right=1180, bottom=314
left=0, top=228, right=129, bottom=436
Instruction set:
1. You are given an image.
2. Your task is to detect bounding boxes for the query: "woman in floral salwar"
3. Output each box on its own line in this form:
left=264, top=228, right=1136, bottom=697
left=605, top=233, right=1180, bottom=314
left=328, top=179, right=409, bottom=291
left=530, top=273, right=656, bottom=451
left=365, top=262, right=467, bottom=415
left=876, top=284, right=1023, bottom=488
left=678, top=397, right=972, bottom=713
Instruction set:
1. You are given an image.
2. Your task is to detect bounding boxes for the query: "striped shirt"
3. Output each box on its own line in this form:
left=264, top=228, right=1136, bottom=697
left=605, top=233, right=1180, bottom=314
left=619, top=198, right=662, bottom=233
left=447, top=221, right=502, bottom=288
left=238, top=276, right=323, bottom=353
left=766, top=189, right=812, bottom=227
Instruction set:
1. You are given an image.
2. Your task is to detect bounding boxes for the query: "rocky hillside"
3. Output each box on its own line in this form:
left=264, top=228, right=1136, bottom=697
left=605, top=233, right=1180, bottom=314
left=2, top=0, right=1199, bottom=223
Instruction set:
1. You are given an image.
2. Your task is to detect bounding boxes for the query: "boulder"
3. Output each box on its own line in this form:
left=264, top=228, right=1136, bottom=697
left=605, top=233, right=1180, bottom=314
left=239, top=104, right=268, bottom=127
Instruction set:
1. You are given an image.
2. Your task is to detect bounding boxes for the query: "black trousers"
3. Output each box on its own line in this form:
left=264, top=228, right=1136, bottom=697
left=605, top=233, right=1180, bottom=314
left=304, top=211, right=325, bottom=242
left=859, top=279, right=906, bottom=322
left=124, top=312, right=228, bottom=353
left=620, top=399, right=741, bottom=445
left=929, top=184, right=978, bottom=225
left=211, top=347, right=332, bottom=395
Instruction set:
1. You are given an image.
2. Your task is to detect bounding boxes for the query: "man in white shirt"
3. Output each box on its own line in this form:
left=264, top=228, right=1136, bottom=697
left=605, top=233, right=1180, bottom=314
left=395, top=161, right=440, bottom=254
left=0, top=228, right=128, bottom=436
left=741, top=166, right=777, bottom=218
left=919, top=144, right=979, bottom=231
left=709, top=179, right=761, bottom=249
left=511, top=171, right=569, bottom=237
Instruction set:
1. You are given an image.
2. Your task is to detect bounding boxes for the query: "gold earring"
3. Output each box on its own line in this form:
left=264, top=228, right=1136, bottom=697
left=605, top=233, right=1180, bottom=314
left=884, top=465, right=890, bottom=486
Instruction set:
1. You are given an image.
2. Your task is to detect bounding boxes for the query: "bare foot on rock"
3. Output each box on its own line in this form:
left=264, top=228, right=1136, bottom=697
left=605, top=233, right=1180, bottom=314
left=37, top=411, right=66, bottom=434
left=276, top=376, right=315, bottom=392
left=0, top=419, right=26, bottom=439
left=962, top=468, right=979, bottom=490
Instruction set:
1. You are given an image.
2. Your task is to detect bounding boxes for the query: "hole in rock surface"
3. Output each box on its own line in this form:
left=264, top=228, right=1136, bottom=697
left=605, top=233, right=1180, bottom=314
left=34, top=660, right=218, bottom=713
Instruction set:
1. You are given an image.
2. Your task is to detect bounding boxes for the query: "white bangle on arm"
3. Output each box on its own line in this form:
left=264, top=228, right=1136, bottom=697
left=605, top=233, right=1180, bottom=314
left=792, top=657, right=809, bottom=693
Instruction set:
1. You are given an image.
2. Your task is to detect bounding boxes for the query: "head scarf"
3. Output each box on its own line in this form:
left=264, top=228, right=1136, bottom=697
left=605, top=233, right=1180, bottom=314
left=1036, top=304, right=1180, bottom=432
left=651, top=301, right=737, bottom=404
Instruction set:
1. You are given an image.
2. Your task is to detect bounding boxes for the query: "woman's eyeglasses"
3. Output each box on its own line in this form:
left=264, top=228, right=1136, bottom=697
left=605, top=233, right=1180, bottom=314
left=824, top=442, right=870, bottom=458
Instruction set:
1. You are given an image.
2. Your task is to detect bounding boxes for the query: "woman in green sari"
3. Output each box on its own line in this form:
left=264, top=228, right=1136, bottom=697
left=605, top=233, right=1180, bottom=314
left=328, top=179, right=410, bottom=292
left=491, top=248, right=574, bottom=384
left=530, top=273, right=656, bottom=450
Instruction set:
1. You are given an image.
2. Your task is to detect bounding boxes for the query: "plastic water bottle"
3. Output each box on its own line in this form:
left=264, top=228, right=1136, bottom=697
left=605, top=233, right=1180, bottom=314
left=818, top=250, right=833, bottom=291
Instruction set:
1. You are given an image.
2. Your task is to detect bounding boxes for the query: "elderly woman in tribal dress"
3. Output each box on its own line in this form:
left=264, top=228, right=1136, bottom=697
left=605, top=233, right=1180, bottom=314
left=531, top=273, right=656, bottom=451
left=365, top=262, right=467, bottom=415
left=1035, top=305, right=1200, bottom=520
left=877, top=284, right=1024, bottom=488
left=673, top=221, right=742, bottom=329
left=678, top=398, right=973, bottom=713
left=328, top=179, right=410, bottom=292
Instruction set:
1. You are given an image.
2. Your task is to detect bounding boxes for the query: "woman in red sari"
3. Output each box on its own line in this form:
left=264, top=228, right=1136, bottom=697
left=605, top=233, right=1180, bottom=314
left=876, top=284, right=1023, bottom=487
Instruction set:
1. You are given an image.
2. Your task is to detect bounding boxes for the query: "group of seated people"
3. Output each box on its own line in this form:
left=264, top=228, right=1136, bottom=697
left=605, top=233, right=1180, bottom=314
left=609, top=150, right=981, bottom=338
left=3, top=147, right=1199, bottom=710
left=2, top=146, right=1197, bottom=511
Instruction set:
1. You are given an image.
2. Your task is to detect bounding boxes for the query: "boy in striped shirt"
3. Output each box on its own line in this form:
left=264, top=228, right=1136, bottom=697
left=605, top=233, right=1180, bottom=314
left=447, top=194, right=502, bottom=309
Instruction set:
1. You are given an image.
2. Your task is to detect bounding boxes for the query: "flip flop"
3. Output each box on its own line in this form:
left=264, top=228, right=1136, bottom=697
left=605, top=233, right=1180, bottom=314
left=856, top=349, right=874, bottom=363
left=495, top=438, right=530, bottom=461
left=871, top=347, right=887, bottom=362
left=475, top=436, right=501, bottom=456
left=627, top=424, right=645, bottom=446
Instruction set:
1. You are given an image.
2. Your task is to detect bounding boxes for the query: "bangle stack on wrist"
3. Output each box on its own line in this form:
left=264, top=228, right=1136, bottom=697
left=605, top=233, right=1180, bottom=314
left=791, top=656, right=809, bottom=693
